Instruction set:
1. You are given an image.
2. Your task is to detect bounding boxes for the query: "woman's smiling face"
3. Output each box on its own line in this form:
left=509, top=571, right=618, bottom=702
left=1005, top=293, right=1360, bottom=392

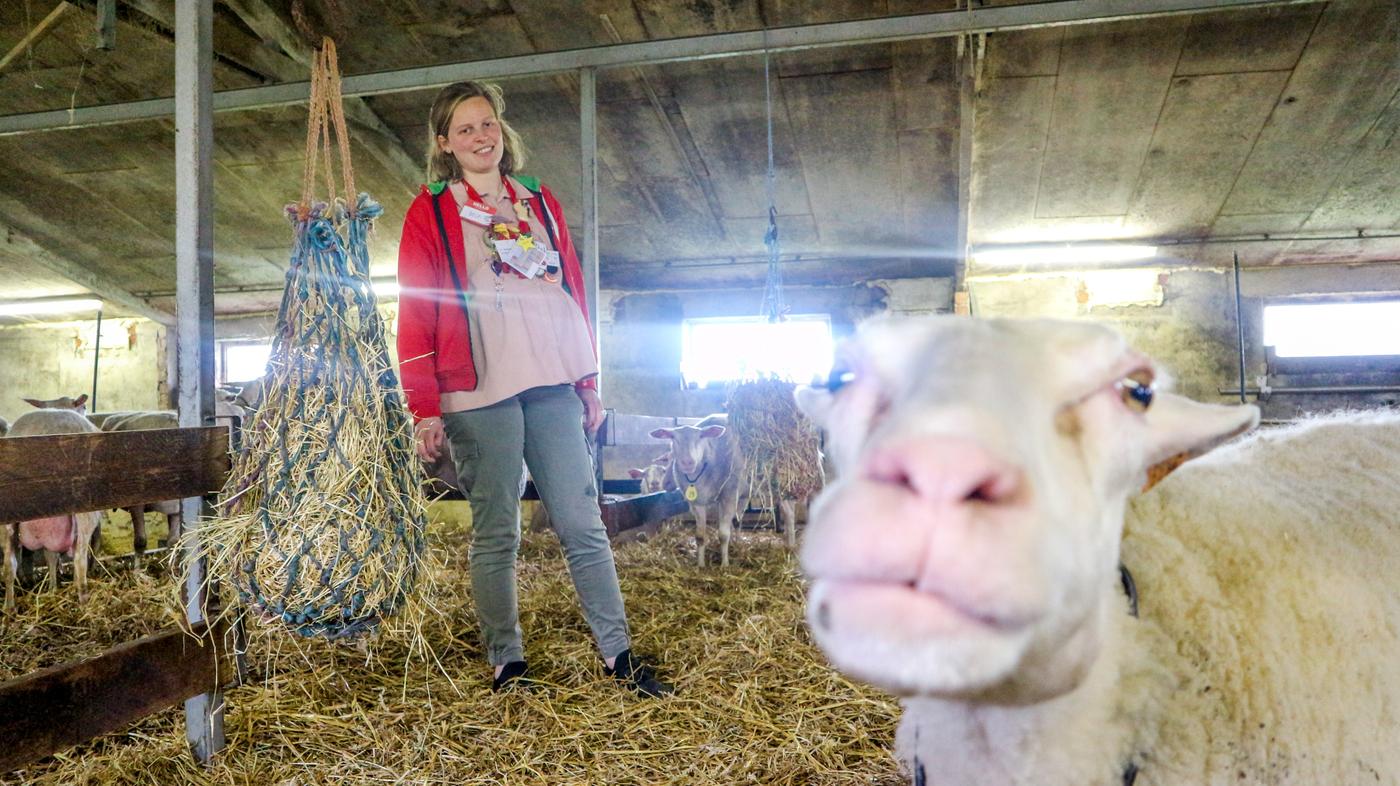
left=439, top=96, right=504, bottom=177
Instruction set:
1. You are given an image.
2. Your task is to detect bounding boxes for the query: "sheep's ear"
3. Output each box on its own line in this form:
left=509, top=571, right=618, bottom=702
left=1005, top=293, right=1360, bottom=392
left=699, top=425, right=726, bottom=439
left=22, top=398, right=44, bottom=408
left=1143, top=393, right=1259, bottom=466
left=628, top=468, right=645, bottom=479
left=794, top=385, right=832, bottom=427
left=74, top=394, right=88, bottom=407
left=649, top=428, right=674, bottom=440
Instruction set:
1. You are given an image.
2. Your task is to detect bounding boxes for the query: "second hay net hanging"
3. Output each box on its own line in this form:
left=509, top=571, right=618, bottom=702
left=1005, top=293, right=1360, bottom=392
left=196, top=39, right=427, bottom=640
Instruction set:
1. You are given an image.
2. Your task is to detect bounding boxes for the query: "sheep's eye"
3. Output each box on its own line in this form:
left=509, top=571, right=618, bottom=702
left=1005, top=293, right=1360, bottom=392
left=826, top=366, right=856, bottom=393
left=1117, top=369, right=1155, bottom=412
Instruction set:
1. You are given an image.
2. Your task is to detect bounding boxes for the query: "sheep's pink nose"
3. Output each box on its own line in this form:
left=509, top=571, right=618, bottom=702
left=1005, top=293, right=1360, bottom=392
left=862, top=436, right=1021, bottom=506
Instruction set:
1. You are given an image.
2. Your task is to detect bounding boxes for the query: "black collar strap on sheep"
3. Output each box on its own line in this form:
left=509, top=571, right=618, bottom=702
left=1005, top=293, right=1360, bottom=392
left=1119, top=563, right=1139, bottom=618
left=679, top=461, right=710, bottom=486
left=909, top=569, right=1142, bottom=786
left=1119, top=562, right=1141, bottom=784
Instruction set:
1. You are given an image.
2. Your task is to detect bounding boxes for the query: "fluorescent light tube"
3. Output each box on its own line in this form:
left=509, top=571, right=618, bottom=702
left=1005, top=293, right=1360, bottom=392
left=973, top=244, right=1157, bottom=267
left=0, top=298, right=104, bottom=316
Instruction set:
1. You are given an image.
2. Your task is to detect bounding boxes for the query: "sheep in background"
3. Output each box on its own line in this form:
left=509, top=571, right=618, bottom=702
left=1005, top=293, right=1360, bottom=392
left=3, top=406, right=103, bottom=612
left=628, top=451, right=675, bottom=494
left=22, top=393, right=88, bottom=413
left=651, top=414, right=747, bottom=567
left=796, top=315, right=1400, bottom=786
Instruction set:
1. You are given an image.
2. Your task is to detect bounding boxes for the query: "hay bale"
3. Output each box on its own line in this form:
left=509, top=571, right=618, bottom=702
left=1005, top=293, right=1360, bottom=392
left=727, top=379, right=823, bottom=511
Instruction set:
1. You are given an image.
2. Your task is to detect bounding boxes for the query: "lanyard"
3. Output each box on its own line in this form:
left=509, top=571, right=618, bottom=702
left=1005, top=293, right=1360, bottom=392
left=463, top=177, right=532, bottom=236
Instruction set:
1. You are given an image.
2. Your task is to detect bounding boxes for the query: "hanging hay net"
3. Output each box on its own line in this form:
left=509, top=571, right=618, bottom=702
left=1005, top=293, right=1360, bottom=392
left=727, top=378, right=823, bottom=513
left=191, top=39, right=427, bottom=641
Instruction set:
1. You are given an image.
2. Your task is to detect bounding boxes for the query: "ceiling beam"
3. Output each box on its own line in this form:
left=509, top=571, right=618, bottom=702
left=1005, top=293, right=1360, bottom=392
left=0, top=0, right=1325, bottom=136
left=119, top=0, right=423, bottom=188
left=217, top=0, right=424, bottom=188
left=0, top=1, right=73, bottom=76
left=117, top=0, right=297, bottom=81
left=0, top=220, right=175, bottom=324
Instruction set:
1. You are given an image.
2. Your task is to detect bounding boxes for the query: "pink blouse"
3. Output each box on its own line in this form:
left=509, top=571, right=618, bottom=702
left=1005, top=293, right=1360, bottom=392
left=438, top=177, right=598, bottom=413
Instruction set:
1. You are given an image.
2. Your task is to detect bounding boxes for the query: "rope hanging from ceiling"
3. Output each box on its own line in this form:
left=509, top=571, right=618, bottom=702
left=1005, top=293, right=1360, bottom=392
left=758, top=41, right=787, bottom=324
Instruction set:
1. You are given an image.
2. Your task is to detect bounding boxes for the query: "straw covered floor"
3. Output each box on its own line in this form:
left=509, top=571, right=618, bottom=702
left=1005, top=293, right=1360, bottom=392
left=1, top=506, right=901, bottom=785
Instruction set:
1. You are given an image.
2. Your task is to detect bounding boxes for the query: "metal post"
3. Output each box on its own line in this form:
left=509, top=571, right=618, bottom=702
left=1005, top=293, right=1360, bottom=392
left=90, top=305, right=102, bottom=411
left=1232, top=251, right=1247, bottom=404
left=175, top=0, right=223, bottom=764
left=580, top=67, right=601, bottom=394
left=953, top=33, right=977, bottom=314
left=96, top=0, right=116, bottom=50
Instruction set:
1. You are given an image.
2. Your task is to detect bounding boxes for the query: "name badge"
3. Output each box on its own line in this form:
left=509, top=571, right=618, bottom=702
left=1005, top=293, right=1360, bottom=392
left=495, top=240, right=545, bottom=279
left=522, top=246, right=549, bottom=277
left=544, top=250, right=561, bottom=271
left=459, top=203, right=494, bottom=227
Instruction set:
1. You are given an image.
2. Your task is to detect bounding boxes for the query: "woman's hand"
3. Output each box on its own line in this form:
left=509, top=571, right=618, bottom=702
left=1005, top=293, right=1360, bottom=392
left=578, top=387, right=604, bottom=435
left=415, top=416, right=446, bottom=462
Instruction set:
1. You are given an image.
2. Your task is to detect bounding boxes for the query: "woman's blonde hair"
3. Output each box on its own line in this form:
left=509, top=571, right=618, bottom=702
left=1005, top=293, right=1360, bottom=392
left=426, top=81, right=527, bottom=182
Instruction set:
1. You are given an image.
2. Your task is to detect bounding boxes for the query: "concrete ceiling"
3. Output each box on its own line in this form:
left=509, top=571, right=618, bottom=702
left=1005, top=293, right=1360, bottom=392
left=0, top=0, right=1396, bottom=319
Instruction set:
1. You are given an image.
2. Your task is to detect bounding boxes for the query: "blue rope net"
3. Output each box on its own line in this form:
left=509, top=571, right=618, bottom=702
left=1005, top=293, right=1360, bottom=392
left=215, top=193, right=427, bottom=640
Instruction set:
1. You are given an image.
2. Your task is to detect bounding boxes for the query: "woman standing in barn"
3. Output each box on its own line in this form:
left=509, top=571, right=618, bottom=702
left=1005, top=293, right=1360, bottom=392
left=396, top=81, right=673, bottom=697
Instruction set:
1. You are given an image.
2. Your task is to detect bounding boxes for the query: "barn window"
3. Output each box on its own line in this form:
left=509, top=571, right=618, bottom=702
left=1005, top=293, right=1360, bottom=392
left=219, top=339, right=272, bottom=385
left=680, top=315, right=833, bottom=388
left=1262, top=300, right=1400, bottom=359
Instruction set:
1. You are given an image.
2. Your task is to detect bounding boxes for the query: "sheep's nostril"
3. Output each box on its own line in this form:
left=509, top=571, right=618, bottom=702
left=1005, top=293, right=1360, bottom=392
left=865, top=437, right=1021, bottom=506
left=965, top=469, right=1020, bottom=505
left=964, top=484, right=993, bottom=503
left=816, top=601, right=833, bottom=631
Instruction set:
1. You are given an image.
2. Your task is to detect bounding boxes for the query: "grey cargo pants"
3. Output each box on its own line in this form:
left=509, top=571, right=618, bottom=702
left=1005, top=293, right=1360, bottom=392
left=442, top=384, right=630, bottom=666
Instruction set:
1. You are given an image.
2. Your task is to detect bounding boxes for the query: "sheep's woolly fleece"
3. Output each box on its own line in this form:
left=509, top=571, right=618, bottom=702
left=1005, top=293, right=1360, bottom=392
left=1113, top=410, right=1400, bottom=784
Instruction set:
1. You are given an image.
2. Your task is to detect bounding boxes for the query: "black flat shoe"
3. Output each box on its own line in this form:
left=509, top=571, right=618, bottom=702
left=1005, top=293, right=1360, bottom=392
left=605, top=649, right=675, bottom=698
left=492, top=660, right=530, bottom=692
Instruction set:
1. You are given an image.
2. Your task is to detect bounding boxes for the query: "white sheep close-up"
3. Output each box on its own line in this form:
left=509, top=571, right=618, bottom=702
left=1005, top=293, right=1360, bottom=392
left=797, top=315, right=1400, bottom=786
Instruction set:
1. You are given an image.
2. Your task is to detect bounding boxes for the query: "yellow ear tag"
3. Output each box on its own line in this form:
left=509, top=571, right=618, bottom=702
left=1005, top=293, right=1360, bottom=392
left=685, top=486, right=698, bottom=501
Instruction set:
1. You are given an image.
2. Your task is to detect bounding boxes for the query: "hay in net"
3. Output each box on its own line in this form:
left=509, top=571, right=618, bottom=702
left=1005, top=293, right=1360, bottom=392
left=195, top=192, right=428, bottom=640
left=728, top=378, right=823, bottom=511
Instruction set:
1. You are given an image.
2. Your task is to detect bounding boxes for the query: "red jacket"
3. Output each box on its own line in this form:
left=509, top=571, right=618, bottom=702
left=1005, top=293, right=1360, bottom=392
left=396, top=177, right=597, bottom=422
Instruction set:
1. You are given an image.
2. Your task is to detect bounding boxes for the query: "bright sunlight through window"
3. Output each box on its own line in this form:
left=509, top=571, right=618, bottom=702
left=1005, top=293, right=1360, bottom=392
left=1263, top=300, right=1400, bottom=358
left=681, top=315, right=833, bottom=388
left=220, top=341, right=273, bottom=384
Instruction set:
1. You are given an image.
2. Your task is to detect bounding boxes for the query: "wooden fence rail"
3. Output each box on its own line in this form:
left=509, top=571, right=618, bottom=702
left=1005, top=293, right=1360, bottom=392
left=0, top=426, right=230, bottom=521
left=1, top=426, right=232, bottom=774
left=0, top=621, right=229, bottom=774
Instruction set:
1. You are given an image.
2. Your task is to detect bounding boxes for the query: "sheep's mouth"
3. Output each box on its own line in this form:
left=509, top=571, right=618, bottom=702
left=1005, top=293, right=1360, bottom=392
left=810, top=578, right=1035, bottom=638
